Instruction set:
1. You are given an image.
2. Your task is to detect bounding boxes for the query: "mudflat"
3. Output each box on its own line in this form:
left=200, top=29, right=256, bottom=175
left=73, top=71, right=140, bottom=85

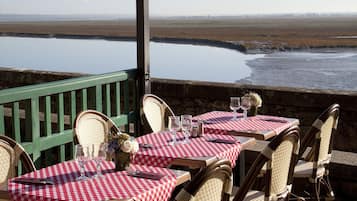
left=1, top=15, right=357, bottom=52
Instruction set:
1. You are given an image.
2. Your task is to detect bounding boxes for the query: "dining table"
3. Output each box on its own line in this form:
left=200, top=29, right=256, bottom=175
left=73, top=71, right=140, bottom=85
left=193, top=111, right=300, bottom=183
left=193, top=111, right=299, bottom=140
left=132, top=131, right=254, bottom=170
left=0, top=160, right=191, bottom=201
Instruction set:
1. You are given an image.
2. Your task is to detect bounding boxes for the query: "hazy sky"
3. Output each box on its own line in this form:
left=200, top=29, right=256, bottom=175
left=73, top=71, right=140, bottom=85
left=1, top=0, right=357, bottom=16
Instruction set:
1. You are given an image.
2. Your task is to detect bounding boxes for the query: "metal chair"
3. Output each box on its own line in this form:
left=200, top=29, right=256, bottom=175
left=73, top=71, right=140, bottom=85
left=232, top=126, right=300, bottom=201
left=174, top=158, right=233, bottom=201
left=293, top=104, right=340, bottom=201
left=73, top=110, right=120, bottom=156
left=142, top=94, right=175, bottom=132
left=0, top=135, right=36, bottom=186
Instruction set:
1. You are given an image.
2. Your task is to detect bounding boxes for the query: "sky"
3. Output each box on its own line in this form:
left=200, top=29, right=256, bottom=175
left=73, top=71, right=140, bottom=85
left=1, top=0, right=357, bottom=16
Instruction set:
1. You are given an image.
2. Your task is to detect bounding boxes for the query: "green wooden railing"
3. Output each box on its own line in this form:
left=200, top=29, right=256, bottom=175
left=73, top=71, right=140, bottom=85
left=0, top=69, right=138, bottom=169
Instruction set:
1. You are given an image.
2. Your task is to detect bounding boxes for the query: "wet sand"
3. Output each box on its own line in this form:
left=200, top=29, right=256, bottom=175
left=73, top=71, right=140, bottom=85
left=1, top=15, right=357, bottom=52
left=241, top=49, right=357, bottom=91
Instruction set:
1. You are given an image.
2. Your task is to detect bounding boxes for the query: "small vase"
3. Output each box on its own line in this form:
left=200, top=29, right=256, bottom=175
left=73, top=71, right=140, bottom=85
left=114, top=150, right=131, bottom=171
left=248, top=106, right=258, bottom=117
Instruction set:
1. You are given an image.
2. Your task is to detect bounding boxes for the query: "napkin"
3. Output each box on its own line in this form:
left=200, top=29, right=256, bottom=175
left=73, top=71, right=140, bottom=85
left=139, top=143, right=153, bottom=149
left=260, top=118, right=288, bottom=123
left=207, top=138, right=237, bottom=144
left=192, top=119, right=215, bottom=124
left=127, top=170, right=165, bottom=180
left=13, top=178, right=54, bottom=185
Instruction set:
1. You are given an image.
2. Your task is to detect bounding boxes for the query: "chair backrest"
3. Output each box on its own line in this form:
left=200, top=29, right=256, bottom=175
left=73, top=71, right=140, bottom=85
left=233, top=126, right=300, bottom=201
left=0, top=135, right=36, bottom=186
left=73, top=110, right=120, bottom=154
left=175, top=159, right=233, bottom=201
left=142, top=94, right=175, bottom=132
left=299, top=104, right=340, bottom=178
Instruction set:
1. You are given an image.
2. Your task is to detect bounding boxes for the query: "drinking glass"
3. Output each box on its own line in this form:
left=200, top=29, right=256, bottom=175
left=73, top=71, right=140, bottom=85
left=181, top=115, right=192, bottom=144
left=230, top=97, right=241, bottom=120
left=75, top=144, right=89, bottom=181
left=168, top=116, right=180, bottom=145
left=241, top=96, right=251, bottom=120
left=93, top=143, right=107, bottom=178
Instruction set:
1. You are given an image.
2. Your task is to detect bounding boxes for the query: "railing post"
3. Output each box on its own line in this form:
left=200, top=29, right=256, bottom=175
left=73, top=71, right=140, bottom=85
left=12, top=102, right=21, bottom=141
left=137, top=0, right=150, bottom=135
left=29, top=98, right=41, bottom=168
left=0, top=105, right=4, bottom=134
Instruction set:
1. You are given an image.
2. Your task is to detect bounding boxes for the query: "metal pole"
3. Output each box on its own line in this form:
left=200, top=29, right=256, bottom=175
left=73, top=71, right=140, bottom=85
left=136, top=0, right=151, bottom=94
left=136, top=0, right=150, bottom=135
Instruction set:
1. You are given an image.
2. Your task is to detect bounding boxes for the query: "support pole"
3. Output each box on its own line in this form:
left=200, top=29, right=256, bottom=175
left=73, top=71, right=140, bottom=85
left=136, top=0, right=150, bottom=135
left=136, top=0, right=151, bottom=94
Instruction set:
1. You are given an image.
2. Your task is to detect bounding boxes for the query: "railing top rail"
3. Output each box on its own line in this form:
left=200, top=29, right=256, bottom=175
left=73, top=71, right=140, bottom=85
left=0, top=69, right=136, bottom=104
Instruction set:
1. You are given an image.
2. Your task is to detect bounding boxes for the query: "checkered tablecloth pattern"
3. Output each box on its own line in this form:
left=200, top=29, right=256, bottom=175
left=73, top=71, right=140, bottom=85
left=194, top=111, right=298, bottom=136
left=133, top=132, right=241, bottom=168
left=8, top=161, right=177, bottom=201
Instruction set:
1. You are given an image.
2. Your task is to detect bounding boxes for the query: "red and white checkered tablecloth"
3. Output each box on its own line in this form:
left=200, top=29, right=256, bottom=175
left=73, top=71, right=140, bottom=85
left=133, top=132, right=241, bottom=168
left=8, top=161, right=177, bottom=201
left=194, top=111, right=298, bottom=136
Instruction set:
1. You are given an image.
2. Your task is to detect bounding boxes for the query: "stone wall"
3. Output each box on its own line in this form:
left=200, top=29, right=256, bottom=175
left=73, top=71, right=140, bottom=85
left=0, top=67, right=83, bottom=90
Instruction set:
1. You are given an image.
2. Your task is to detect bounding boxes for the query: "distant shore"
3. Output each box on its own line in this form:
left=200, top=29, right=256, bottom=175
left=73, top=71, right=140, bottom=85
left=1, top=15, right=357, bottom=53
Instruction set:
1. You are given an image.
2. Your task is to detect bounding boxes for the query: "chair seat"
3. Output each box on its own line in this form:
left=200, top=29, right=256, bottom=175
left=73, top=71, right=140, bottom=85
left=231, top=186, right=265, bottom=201
left=294, top=160, right=313, bottom=177
left=294, top=160, right=325, bottom=178
left=259, top=160, right=325, bottom=178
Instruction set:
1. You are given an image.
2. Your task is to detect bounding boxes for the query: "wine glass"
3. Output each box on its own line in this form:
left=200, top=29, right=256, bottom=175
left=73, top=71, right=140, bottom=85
left=75, top=144, right=89, bottom=181
left=93, top=143, right=107, bottom=178
left=241, top=96, right=251, bottom=120
left=168, top=116, right=180, bottom=145
left=181, top=115, right=192, bottom=144
left=230, top=97, right=241, bottom=120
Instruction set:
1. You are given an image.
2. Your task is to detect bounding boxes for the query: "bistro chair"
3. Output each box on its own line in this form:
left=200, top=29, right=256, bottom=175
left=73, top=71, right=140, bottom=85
left=0, top=135, right=36, bottom=186
left=142, top=94, right=175, bottom=132
left=292, top=104, right=340, bottom=201
left=73, top=110, right=120, bottom=153
left=231, top=126, right=300, bottom=201
left=174, top=158, right=233, bottom=201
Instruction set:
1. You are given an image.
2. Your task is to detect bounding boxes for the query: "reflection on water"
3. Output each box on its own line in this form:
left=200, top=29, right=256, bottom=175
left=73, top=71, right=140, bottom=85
left=0, top=36, right=259, bottom=83
left=1, top=37, right=357, bottom=91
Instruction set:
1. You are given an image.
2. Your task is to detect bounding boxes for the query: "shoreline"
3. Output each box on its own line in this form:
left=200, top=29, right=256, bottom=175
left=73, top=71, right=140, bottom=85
left=0, top=32, right=247, bottom=53
left=1, top=16, right=357, bottom=53
left=2, top=31, right=357, bottom=54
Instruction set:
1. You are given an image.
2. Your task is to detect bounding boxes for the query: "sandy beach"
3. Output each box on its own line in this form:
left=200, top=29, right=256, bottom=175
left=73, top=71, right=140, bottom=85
left=1, top=15, right=357, bottom=52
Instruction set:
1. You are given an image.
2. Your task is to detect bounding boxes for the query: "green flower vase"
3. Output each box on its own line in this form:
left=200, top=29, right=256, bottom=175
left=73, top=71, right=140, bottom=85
left=114, top=150, right=131, bottom=171
left=248, top=106, right=258, bottom=117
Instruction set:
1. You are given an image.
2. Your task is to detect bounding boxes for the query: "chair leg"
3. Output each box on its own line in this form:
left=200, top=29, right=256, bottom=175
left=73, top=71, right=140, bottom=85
left=310, top=175, right=335, bottom=201
left=292, top=178, right=333, bottom=201
left=320, top=176, right=335, bottom=201
left=289, top=192, right=306, bottom=201
left=313, top=178, right=321, bottom=201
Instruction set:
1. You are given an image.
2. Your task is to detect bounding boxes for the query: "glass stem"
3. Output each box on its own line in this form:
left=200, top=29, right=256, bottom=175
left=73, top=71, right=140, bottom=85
left=233, top=110, right=237, bottom=120
left=80, top=164, right=85, bottom=177
left=173, top=131, right=177, bottom=144
left=96, top=162, right=101, bottom=175
left=184, top=130, right=189, bottom=142
left=243, top=109, right=247, bottom=119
